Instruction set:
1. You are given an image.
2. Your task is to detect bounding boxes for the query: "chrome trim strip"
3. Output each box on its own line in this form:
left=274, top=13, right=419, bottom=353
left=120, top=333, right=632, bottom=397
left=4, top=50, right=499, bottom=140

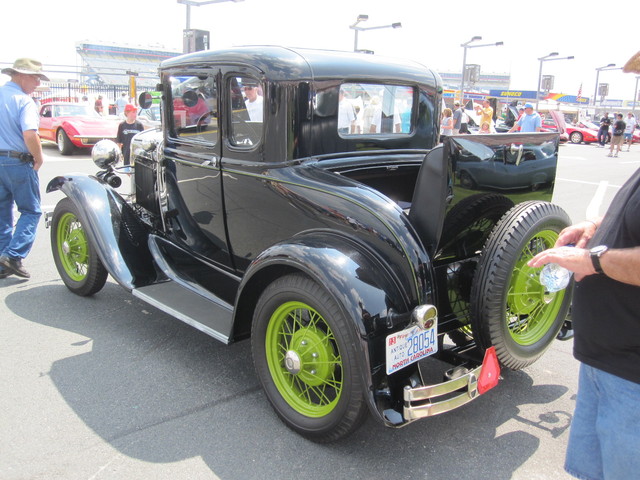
left=403, top=365, right=482, bottom=421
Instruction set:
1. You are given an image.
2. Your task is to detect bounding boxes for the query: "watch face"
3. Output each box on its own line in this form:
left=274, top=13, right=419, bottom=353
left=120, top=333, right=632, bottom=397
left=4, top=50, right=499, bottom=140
left=591, top=245, right=607, bottom=255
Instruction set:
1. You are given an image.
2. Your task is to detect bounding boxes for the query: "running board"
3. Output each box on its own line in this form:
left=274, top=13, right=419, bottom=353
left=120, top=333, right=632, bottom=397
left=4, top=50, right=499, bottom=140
left=132, top=281, right=233, bottom=344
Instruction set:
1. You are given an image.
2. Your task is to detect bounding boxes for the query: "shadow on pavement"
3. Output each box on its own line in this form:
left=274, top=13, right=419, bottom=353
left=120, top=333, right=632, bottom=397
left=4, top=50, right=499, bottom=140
left=5, top=283, right=572, bottom=480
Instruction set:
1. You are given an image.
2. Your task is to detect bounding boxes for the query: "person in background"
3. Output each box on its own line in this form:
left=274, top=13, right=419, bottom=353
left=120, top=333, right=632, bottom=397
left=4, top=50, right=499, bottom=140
left=624, top=112, right=636, bottom=151
left=508, top=102, right=541, bottom=133
left=94, top=95, right=104, bottom=115
left=115, top=92, right=128, bottom=116
left=474, top=99, right=494, bottom=132
left=243, top=82, right=263, bottom=122
left=452, top=101, right=463, bottom=134
left=363, top=95, right=382, bottom=133
left=597, top=112, right=611, bottom=147
left=116, top=104, right=144, bottom=166
left=0, top=58, right=48, bottom=279
left=478, top=121, right=491, bottom=134
left=338, top=90, right=356, bottom=134
left=607, top=113, right=625, bottom=158
left=440, top=108, right=453, bottom=137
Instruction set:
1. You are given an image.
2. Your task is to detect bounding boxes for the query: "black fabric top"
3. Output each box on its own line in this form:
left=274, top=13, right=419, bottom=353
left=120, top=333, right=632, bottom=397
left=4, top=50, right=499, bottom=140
left=572, top=167, right=640, bottom=384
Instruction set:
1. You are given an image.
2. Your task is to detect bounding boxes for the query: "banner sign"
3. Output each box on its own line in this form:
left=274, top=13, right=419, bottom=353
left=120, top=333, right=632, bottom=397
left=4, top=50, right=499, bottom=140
left=545, top=93, right=591, bottom=105
left=489, top=90, right=538, bottom=100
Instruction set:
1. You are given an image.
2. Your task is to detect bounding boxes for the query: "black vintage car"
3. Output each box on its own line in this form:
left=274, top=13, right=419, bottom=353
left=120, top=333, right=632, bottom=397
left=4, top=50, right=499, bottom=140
left=46, top=46, right=572, bottom=442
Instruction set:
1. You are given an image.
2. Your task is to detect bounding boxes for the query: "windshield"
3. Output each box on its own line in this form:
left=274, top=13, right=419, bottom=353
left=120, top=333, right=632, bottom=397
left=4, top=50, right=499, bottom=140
left=53, top=104, right=101, bottom=118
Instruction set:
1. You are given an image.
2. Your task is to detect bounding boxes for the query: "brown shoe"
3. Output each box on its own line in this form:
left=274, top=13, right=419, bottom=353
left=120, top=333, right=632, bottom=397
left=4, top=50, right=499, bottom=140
left=0, top=255, right=30, bottom=278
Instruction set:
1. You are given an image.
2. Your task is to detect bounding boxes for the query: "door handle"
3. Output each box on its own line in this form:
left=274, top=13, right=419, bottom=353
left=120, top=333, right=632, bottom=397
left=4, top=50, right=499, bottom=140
left=201, top=157, right=219, bottom=168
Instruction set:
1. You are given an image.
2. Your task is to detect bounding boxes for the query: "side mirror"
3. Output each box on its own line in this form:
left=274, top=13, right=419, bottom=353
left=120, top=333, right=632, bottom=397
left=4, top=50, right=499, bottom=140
left=139, top=92, right=153, bottom=109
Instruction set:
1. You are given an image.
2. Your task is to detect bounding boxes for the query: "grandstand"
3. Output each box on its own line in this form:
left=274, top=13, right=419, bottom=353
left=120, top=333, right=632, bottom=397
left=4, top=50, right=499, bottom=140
left=76, top=42, right=181, bottom=87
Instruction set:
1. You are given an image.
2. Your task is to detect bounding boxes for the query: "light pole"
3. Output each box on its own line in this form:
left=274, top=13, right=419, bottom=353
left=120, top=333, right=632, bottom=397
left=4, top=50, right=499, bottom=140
left=592, top=64, right=622, bottom=107
left=459, top=36, right=503, bottom=106
left=633, top=76, right=640, bottom=116
left=536, top=52, right=574, bottom=110
left=349, top=15, right=402, bottom=53
left=177, top=0, right=244, bottom=29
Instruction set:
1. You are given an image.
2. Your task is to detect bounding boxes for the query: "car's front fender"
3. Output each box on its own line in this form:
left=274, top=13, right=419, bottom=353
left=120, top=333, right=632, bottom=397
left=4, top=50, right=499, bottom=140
left=46, top=174, right=156, bottom=290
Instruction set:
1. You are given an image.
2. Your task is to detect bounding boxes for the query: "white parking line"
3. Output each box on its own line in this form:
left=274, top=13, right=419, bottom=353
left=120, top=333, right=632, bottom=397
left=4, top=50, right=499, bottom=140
left=586, top=181, right=609, bottom=219
left=557, top=177, right=623, bottom=189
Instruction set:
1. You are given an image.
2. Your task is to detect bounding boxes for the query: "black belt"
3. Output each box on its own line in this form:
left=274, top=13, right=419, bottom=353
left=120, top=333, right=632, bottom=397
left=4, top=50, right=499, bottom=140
left=0, top=150, right=34, bottom=162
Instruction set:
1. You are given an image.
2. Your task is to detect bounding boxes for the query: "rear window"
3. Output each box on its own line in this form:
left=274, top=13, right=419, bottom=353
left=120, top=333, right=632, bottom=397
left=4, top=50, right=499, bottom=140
left=338, top=83, right=413, bottom=136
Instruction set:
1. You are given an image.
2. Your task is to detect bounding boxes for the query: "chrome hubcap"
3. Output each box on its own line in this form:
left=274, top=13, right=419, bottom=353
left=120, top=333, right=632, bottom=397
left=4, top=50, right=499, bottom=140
left=284, top=350, right=302, bottom=375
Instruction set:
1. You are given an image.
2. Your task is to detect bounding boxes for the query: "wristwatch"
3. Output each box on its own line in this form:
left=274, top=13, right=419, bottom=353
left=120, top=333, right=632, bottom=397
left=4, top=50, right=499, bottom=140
left=589, top=245, right=608, bottom=274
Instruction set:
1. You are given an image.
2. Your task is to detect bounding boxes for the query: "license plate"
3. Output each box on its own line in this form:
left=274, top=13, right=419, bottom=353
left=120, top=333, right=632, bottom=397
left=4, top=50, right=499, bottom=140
left=386, top=322, right=438, bottom=375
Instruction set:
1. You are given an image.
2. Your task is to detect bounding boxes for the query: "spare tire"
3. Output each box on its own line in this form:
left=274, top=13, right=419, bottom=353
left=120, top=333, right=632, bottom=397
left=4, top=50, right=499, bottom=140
left=470, top=201, right=573, bottom=370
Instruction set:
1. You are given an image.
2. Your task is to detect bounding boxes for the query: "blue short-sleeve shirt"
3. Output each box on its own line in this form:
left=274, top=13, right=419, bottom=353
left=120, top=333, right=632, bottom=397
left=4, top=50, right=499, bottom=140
left=517, top=112, right=542, bottom=133
left=0, top=81, right=39, bottom=152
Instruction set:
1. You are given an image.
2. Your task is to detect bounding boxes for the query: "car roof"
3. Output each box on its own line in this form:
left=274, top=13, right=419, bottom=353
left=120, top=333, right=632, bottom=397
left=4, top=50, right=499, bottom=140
left=160, top=45, right=440, bottom=88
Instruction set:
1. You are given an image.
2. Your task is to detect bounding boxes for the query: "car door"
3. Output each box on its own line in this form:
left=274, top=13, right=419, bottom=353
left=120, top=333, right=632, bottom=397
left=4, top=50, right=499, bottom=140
left=161, top=69, right=233, bottom=269
left=38, top=104, right=55, bottom=141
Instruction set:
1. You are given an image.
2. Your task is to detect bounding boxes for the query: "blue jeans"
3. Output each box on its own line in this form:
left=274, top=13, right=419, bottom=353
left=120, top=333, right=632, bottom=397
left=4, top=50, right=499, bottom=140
left=565, top=364, right=640, bottom=480
left=0, top=156, right=41, bottom=260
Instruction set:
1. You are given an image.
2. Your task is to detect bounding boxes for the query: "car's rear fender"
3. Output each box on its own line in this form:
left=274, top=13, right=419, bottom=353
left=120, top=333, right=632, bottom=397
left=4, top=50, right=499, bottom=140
left=232, top=230, right=417, bottom=424
left=46, top=174, right=156, bottom=290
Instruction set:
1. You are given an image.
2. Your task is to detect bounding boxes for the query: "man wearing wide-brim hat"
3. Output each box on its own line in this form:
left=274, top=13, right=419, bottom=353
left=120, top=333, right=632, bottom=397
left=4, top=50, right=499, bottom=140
left=0, top=58, right=49, bottom=279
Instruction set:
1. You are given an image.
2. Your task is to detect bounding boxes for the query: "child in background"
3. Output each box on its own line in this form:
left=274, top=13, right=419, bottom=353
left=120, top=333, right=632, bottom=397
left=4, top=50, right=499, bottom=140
left=116, top=104, right=144, bottom=166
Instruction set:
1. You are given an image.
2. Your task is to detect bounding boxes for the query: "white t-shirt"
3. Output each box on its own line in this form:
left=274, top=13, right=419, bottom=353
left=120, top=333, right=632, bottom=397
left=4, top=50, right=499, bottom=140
left=625, top=116, right=636, bottom=134
left=338, top=99, right=356, bottom=130
left=245, top=95, right=263, bottom=122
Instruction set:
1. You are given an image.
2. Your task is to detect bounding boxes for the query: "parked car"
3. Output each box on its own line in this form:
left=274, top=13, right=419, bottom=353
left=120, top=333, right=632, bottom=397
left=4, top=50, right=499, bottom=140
left=45, top=46, right=571, bottom=442
left=137, top=103, right=161, bottom=130
left=38, top=102, right=119, bottom=155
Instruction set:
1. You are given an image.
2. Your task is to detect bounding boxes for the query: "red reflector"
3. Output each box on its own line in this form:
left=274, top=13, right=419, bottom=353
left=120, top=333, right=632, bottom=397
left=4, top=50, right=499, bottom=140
left=477, top=346, right=500, bottom=395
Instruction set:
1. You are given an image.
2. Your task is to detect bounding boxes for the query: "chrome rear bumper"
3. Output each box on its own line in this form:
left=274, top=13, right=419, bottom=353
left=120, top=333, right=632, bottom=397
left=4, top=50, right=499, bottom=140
left=403, top=365, right=482, bottom=421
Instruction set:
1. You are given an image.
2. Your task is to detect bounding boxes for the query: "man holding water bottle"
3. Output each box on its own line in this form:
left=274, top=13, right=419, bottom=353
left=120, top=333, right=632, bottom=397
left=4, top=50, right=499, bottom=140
left=528, top=168, right=640, bottom=479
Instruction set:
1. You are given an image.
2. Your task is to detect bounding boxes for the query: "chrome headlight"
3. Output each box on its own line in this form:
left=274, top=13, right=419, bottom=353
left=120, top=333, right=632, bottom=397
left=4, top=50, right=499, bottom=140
left=92, top=140, right=122, bottom=169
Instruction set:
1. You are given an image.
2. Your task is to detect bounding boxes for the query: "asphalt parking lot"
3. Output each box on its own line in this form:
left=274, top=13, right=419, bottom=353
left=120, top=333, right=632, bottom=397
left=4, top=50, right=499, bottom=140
left=1, top=141, right=638, bottom=480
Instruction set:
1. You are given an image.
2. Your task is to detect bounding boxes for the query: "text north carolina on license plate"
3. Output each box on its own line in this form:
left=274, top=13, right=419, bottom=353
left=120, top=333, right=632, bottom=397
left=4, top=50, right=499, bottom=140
left=386, top=322, right=438, bottom=375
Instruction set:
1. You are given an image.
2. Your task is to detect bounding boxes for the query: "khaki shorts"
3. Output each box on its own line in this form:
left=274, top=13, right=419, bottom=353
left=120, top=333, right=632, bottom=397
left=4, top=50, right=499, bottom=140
left=611, top=135, right=624, bottom=146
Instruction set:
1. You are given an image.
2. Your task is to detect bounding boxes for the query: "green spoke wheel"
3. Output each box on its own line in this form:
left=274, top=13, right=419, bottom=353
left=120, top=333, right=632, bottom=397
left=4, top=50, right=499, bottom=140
left=51, top=198, right=108, bottom=296
left=252, top=274, right=367, bottom=442
left=266, top=301, right=343, bottom=417
left=471, top=201, right=573, bottom=370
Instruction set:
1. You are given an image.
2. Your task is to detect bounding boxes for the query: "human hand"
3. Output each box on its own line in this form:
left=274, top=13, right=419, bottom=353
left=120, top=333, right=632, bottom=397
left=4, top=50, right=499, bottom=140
left=528, top=246, right=594, bottom=281
left=554, top=221, right=597, bottom=248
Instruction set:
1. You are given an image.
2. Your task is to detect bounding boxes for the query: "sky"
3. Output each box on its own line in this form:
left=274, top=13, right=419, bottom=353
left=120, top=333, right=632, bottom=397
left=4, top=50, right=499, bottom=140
left=2, top=0, right=639, bottom=103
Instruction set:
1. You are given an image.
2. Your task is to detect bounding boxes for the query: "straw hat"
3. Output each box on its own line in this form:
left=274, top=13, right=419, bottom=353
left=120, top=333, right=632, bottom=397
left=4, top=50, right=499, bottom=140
left=623, top=51, right=640, bottom=74
left=1, top=58, right=49, bottom=81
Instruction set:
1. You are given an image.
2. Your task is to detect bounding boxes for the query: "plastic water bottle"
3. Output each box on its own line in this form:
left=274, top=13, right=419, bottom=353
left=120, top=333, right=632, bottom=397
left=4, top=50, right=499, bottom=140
left=539, top=263, right=573, bottom=292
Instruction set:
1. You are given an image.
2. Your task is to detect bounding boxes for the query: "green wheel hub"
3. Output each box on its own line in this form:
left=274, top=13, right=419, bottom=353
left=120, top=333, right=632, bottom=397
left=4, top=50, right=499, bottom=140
left=56, top=212, right=89, bottom=282
left=265, top=301, right=343, bottom=417
left=506, top=230, right=566, bottom=346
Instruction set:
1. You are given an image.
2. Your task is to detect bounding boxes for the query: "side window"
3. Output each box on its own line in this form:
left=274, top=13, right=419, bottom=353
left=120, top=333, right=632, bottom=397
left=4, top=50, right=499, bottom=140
left=169, top=74, right=218, bottom=145
left=339, top=83, right=414, bottom=136
left=229, top=76, right=263, bottom=147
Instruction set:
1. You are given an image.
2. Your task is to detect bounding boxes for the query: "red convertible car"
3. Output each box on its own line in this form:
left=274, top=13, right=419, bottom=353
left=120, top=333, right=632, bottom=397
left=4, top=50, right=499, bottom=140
left=565, top=120, right=604, bottom=144
left=38, top=102, right=118, bottom=155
